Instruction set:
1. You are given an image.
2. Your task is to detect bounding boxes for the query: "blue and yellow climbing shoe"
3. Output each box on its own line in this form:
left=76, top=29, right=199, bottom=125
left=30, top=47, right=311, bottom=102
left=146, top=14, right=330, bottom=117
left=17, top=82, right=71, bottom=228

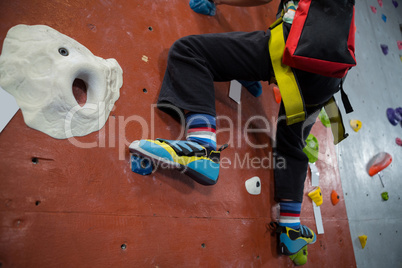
left=278, top=224, right=316, bottom=255
left=270, top=222, right=316, bottom=256
left=129, top=139, right=227, bottom=185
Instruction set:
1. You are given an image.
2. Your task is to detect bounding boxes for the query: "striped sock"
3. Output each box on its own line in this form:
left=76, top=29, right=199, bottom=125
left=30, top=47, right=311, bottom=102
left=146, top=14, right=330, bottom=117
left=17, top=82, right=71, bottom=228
left=185, top=113, right=217, bottom=151
left=279, top=201, right=301, bottom=230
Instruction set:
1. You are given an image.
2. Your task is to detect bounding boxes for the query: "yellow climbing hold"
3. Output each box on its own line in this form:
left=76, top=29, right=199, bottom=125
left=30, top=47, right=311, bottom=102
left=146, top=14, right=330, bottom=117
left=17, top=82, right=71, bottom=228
left=308, top=187, right=323, bottom=206
left=359, top=235, right=367, bottom=249
left=350, top=119, right=362, bottom=132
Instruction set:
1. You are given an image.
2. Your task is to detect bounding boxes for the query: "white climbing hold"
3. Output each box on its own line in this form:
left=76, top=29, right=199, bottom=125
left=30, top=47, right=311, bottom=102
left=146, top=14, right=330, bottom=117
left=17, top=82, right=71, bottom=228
left=245, top=176, right=261, bottom=195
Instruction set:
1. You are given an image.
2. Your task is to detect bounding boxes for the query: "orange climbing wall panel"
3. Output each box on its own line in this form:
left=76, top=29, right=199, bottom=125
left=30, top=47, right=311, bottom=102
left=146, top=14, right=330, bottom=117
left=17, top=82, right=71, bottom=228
left=0, top=1, right=356, bottom=267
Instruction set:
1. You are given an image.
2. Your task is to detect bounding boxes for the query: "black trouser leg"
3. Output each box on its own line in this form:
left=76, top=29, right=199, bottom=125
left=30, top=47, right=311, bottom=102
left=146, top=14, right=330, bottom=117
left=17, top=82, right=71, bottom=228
left=157, top=31, right=273, bottom=116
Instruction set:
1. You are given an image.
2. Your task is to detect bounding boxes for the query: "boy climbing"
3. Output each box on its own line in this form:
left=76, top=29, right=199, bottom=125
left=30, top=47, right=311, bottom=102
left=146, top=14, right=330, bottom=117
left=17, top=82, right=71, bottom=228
left=130, top=0, right=353, bottom=259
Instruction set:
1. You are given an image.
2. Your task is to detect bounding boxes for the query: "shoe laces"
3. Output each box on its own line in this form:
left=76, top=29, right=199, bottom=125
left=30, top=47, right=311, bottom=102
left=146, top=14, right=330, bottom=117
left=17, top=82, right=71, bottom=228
left=299, top=225, right=313, bottom=238
left=269, top=222, right=313, bottom=239
left=157, top=139, right=228, bottom=159
left=157, top=139, right=205, bottom=157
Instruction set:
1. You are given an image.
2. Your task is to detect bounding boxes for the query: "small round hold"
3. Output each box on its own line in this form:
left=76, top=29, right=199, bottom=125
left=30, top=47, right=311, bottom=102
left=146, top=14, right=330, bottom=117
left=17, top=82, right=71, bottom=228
left=245, top=176, right=261, bottom=195
left=331, top=190, right=340, bottom=205
left=396, top=137, right=402, bottom=146
left=131, top=154, right=153, bottom=175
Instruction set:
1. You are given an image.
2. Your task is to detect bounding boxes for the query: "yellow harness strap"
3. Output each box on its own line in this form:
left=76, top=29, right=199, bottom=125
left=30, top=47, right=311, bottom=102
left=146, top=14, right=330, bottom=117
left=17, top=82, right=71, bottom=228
left=268, top=19, right=348, bottom=144
left=323, top=97, right=349, bottom=144
left=269, top=19, right=306, bottom=125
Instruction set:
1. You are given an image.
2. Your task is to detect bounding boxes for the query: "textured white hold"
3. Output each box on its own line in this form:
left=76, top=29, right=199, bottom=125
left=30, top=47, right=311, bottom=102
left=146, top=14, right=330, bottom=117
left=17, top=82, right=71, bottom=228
left=245, top=176, right=261, bottom=195
left=0, top=24, right=123, bottom=139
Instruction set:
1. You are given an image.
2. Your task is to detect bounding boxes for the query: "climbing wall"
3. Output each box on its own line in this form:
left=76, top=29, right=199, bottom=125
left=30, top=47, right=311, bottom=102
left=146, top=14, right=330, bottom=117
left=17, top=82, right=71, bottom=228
left=339, top=0, right=402, bottom=267
left=0, top=1, right=356, bottom=267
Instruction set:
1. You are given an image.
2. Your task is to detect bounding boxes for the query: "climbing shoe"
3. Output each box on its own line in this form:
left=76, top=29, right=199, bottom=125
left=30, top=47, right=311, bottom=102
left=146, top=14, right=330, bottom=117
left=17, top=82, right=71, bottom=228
left=271, top=222, right=316, bottom=255
left=129, top=139, right=227, bottom=185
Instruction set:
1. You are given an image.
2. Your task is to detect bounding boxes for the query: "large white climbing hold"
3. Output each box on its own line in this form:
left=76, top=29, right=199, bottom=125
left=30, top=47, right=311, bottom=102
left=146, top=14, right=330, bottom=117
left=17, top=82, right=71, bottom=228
left=245, top=176, right=261, bottom=195
left=0, top=24, right=123, bottom=139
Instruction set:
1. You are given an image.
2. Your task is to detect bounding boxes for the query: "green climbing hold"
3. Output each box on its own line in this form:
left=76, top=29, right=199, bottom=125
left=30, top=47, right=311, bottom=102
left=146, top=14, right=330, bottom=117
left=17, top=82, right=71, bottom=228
left=381, top=192, right=389, bottom=201
left=289, top=245, right=308, bottom=266
left=319, top=108, right=331, bottom=128
left=303, top=134, right=319, bottom=163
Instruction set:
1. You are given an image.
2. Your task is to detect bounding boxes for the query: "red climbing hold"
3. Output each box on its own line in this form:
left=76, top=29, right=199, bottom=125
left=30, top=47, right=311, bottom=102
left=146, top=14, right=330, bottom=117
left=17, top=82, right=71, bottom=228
left=368, top=152, right=392, bottom=176
left=396, top=137, right=402, bottom=146
left=331, top=190, right=340, bottom=206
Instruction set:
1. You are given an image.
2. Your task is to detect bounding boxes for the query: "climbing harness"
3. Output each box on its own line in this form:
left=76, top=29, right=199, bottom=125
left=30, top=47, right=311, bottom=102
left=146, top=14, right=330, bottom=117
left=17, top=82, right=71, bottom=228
left=269, top=0, right=356, bottom=144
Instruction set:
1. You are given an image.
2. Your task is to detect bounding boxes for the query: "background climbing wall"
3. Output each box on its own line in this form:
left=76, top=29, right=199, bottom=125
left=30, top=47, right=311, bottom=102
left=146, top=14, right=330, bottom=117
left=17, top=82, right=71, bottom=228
left=339, top=0, right=402, bottom=267
left=0, top=0, right=361, bottom=267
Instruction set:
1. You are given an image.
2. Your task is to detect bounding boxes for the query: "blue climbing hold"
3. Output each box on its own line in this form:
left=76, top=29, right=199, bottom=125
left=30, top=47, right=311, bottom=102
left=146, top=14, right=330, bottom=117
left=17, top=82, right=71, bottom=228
left=381, top=44, right=389, bottom=55
left=386, top=108, right=402, bottom=126
left=131, top=154, right=153, bottom=175
left=189, top=0, right=216, bottom=16
left=237, top=80, right=262, bottom=97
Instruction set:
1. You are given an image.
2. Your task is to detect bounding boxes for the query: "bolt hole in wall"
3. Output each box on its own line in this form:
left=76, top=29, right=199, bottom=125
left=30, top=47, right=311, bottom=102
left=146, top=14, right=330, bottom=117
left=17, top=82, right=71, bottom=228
left=31, top=157, right=38, bottom=164
left=121, top=244, right=127, bottom=250
left=148, top=26, right=153, bottom=31
left=58, top=47, right=69, bottom=56
left=143, top=88, right=148, bottom=93
left=35, top=201, right=41, bottom=206
left=14, top=219, right=22, bottom=227
left=201, top=243, right=206, bottom=248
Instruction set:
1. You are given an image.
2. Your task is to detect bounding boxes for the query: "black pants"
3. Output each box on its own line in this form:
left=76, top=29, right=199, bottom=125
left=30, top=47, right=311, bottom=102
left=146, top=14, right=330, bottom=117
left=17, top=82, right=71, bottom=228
left=157, top=30, right=341, bottom=202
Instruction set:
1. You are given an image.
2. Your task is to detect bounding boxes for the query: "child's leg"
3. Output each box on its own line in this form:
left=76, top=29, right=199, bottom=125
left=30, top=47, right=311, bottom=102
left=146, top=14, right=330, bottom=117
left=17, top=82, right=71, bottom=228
left=146, top=31, right=274, bottom=183
left=273, top=104, right=325, bottom=255
left=133, top=31, right=273, bottom=184
left=274, top=104, right=320, bottom=203
left=157, top=31, right=273, bottom=117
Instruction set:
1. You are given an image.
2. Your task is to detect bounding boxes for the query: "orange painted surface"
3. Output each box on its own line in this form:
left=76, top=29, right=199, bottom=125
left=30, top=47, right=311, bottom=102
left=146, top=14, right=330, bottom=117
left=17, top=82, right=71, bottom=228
left=0, top=1, right=356, bottom=267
